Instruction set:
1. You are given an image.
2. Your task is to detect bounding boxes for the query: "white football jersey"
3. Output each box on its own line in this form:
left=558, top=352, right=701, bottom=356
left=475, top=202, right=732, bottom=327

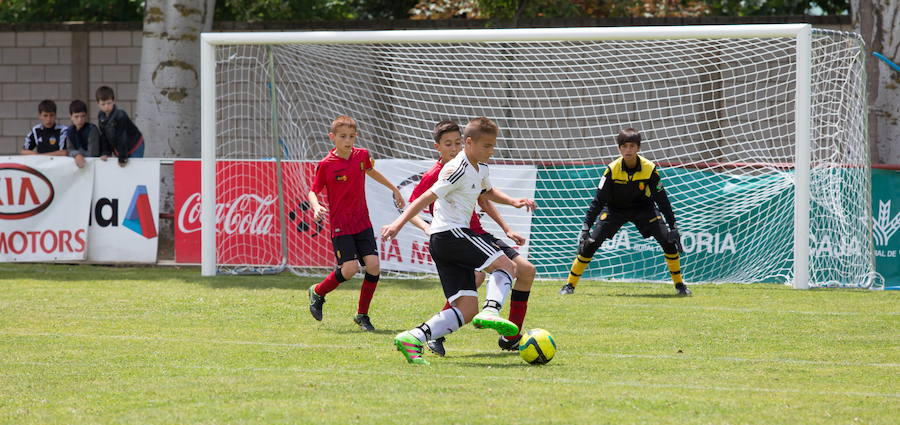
left=429, top=151, right=492, bottom=234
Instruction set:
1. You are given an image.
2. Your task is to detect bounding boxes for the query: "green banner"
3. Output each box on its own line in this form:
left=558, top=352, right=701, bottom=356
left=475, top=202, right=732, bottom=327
left=529, top=165, right=874, bottom=286
left=873, top=168, right=900, bottom=288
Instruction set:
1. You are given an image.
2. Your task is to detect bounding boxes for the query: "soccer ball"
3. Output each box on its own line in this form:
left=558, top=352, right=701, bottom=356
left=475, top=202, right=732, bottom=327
left=518, top=328, right=556, bottom=365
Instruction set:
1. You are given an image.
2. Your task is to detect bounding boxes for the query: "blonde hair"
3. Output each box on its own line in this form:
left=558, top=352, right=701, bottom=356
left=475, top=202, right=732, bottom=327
left=330, top=115, right=357, bottom=133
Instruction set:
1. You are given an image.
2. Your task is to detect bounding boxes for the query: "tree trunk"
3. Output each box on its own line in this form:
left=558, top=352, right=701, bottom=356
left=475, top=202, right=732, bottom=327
left=136, top=0, right=214, bottom=260
left=136, top=0, right=213, bottom=158
left=854, top=0, right=900, bottom=164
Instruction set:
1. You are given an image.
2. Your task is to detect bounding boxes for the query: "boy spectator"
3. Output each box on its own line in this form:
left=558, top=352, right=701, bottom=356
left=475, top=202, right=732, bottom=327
left=64, top=100, right=101, bottom=168
left=96, top=86, right=144, bottom=166
left=21, top=100, right=67, bottom=156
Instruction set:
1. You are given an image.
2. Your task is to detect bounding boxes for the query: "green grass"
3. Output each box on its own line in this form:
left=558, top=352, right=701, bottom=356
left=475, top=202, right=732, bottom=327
left=0, top=264, right=897, bottom=424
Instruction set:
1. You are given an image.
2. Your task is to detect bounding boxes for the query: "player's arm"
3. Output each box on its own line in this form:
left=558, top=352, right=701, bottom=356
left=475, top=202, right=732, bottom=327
left=649, top=170, right=676, bottom=227
left=307, top=166, right=328, bottom=221
left=382, top=190, right=438, bottom=240
left=649, top=169, right=682, bottom=252
left=366, top=168, right=406, bottom=209
left=478, top=195, right=526, bottom=246
left=480, top=187, right=536, bottom=211
left=42, top=149, right=68, bottom=157
left=582, top=169, right=612, bottom=235
left=20, top=133, right=36, bottom=155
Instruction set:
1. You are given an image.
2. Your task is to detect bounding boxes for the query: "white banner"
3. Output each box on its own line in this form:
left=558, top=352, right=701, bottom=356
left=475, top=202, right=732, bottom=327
left=365, top=159, right=537, bottom=273
left=87, top=159, right=160, bottom=263
left=0, top=156, right=92, bottom=262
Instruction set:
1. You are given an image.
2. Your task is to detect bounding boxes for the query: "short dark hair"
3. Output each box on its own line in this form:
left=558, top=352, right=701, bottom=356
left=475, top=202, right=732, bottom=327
left=616, top=128, right=641, bottom=146
left=463, top=117, right=499, bottom=142
left=69, top=100, right=88, bottom=115
left=38, top=99, right=56, bottom=114
left=95, top=86, right=115, bottom=101
left=433, top=120, right=460, bottom=143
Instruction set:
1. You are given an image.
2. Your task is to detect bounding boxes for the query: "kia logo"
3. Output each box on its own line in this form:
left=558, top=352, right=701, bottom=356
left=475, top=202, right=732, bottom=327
left=0, top=163, right=55, bottom=220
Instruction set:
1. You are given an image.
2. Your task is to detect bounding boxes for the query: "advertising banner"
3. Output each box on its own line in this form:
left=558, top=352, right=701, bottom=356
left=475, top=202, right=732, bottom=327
left=0, top=156, right=92, bottom=262
left=365, top=159, right=537, bottom=274
left=173, top=159, right=538, bottom=273
left=87, top=159, right=160, bottom=263
left=872, top=168, right=900, bottom=288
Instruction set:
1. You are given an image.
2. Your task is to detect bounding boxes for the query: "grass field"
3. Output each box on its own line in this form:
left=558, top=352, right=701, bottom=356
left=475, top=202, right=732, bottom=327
left=1, top=263, right=897, bottom=424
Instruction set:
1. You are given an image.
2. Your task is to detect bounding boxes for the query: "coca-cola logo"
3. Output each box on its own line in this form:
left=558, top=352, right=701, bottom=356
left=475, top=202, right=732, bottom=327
left=177, top=192, right=276, bottom=235
left=0, top=163, right=55, bottom=220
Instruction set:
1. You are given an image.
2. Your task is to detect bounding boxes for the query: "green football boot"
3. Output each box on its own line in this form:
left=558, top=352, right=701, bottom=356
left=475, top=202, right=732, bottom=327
left=394, top=331, right=429, bottom=365
left=472, top=310, right=519, bottom=337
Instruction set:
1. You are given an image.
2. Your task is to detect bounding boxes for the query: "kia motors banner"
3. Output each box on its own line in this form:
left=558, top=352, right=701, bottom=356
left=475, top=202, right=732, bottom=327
left=173, top=159, right=537, bottom=273
left=0, top=156, right=92, bottom=262
left=87, top=159, right=160, bottom=263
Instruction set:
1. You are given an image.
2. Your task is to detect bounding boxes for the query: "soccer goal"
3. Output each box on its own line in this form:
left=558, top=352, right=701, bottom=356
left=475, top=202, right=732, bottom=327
left=199, top=24, right=875, bottom=288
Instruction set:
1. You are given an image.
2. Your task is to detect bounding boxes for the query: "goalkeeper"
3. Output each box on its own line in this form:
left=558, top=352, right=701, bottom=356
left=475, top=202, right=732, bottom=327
left=559, top=128, right=690, bottom=296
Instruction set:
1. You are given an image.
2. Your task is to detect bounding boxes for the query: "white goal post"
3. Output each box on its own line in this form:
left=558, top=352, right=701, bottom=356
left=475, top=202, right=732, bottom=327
left=199, top=24, right=874, bottom=288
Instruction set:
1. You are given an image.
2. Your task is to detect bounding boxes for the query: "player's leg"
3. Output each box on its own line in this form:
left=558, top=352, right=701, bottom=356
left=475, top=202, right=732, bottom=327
left=427, top=270, right=486, bottom=356
left=474, top=250, right=519, bottom=336
left=500, top=254, right=535, bottom=350
left=638, top=211, right=690, bottom=296
left=396, top=232, right=480, bottom=364
left=560, top=208, right=626, bottom=294
left=352, top=228, right=380, bottom=331
left=308, top=235, right=360, bottom=321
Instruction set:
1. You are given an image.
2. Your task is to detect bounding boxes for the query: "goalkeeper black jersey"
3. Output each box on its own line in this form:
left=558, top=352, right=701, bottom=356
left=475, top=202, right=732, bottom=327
left=582, top=155, right=676, bottom=228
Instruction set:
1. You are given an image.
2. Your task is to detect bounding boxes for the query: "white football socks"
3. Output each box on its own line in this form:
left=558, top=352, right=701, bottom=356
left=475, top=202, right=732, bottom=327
left=411, top=306, right=464, bottom=342
left=483, top=269, right=513, bottom=314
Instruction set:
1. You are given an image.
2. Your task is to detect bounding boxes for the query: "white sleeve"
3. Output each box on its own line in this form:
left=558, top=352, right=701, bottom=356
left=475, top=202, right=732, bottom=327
left=481, top=165, right=492, bottom=193
left=431, top=163, right=460, bottom=199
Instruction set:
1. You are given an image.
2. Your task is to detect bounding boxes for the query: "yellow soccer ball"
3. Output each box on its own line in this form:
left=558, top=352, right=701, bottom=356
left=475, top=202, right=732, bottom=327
left=518, top=328, right=556, bottom=365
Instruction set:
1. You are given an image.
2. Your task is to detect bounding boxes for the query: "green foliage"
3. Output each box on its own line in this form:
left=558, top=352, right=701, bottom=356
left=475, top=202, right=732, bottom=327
left=709, top=0, right=849, bottom=16
left=0, top=263, right=896, bottom=424
left=476, top=0, right=584, bottom=20
left=0, top=0, right=144, bottom=23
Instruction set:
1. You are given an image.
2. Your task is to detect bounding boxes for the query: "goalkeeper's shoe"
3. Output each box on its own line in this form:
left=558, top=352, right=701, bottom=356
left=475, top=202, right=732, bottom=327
left=308, top=286, right=325, bottom=321
left=353, top=314, right=375, bottom=331
left=675, top=283, right=692, bottom=297
left=498, top=334, right=522, bottom=351
left=394, top=331, right=429, bottom=365
left=472, top=310, right=519, bottom=337
left=559, top=283, right=575, bottom=295
left=426, top=337, right=446, bottom=357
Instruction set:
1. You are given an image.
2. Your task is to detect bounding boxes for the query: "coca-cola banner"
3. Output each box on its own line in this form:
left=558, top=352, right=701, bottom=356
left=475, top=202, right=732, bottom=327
left=87, top=159, right=159, bottom=263
left=173, top=159, right=537, bottom=273
left=174, top=160, right=333, bottom=266
left=0, top=156, right=93, bottom=262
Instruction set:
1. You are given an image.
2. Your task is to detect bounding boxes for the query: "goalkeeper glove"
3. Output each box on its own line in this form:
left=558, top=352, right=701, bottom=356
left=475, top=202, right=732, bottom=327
left=667, top=226, right=683, bottom=253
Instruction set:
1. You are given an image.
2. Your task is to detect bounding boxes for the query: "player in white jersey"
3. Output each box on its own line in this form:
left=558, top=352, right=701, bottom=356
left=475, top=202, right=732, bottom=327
left=381, top=117, right=518, bottom=365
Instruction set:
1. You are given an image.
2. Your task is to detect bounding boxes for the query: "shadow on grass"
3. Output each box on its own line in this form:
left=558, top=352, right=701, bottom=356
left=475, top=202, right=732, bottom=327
left=611, top=293, right=689, bottom=299
left=0, top=263, right=437, bottom=292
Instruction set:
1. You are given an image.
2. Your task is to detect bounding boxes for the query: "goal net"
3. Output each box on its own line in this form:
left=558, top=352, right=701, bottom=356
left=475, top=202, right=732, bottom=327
left=200, top=25, right=876, bottom=288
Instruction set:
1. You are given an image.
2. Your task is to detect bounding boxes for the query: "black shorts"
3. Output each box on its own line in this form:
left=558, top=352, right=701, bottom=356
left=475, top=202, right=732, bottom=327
left=332, top=227, right=377, bottom=266
left=594, top=206, right=668, bottom=240
left=429, top=228, right=504, bottom=302
left=478, top=232, right=519, bottom=260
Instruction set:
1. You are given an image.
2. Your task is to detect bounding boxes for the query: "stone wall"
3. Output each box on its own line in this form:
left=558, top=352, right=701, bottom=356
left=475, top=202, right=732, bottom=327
left=0, top=26, right=141, bottom=154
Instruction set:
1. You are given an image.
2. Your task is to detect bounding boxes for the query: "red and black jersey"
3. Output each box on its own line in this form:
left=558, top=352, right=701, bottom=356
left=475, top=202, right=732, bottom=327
left=409, top=160, right=487, bottom=235
left=311, top=147, right=374, bottom=237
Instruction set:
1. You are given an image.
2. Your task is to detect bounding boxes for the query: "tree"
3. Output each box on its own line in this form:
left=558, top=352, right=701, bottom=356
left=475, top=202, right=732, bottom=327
left=853, top=0, right=900, bottom=164
left=135, top=0, right=213, bottom=255
left=0, top=0, right=143, bottom=22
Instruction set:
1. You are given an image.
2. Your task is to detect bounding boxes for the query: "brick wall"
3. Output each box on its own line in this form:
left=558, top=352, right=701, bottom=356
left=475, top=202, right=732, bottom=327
left=0, top=28, right=141, bottom=155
